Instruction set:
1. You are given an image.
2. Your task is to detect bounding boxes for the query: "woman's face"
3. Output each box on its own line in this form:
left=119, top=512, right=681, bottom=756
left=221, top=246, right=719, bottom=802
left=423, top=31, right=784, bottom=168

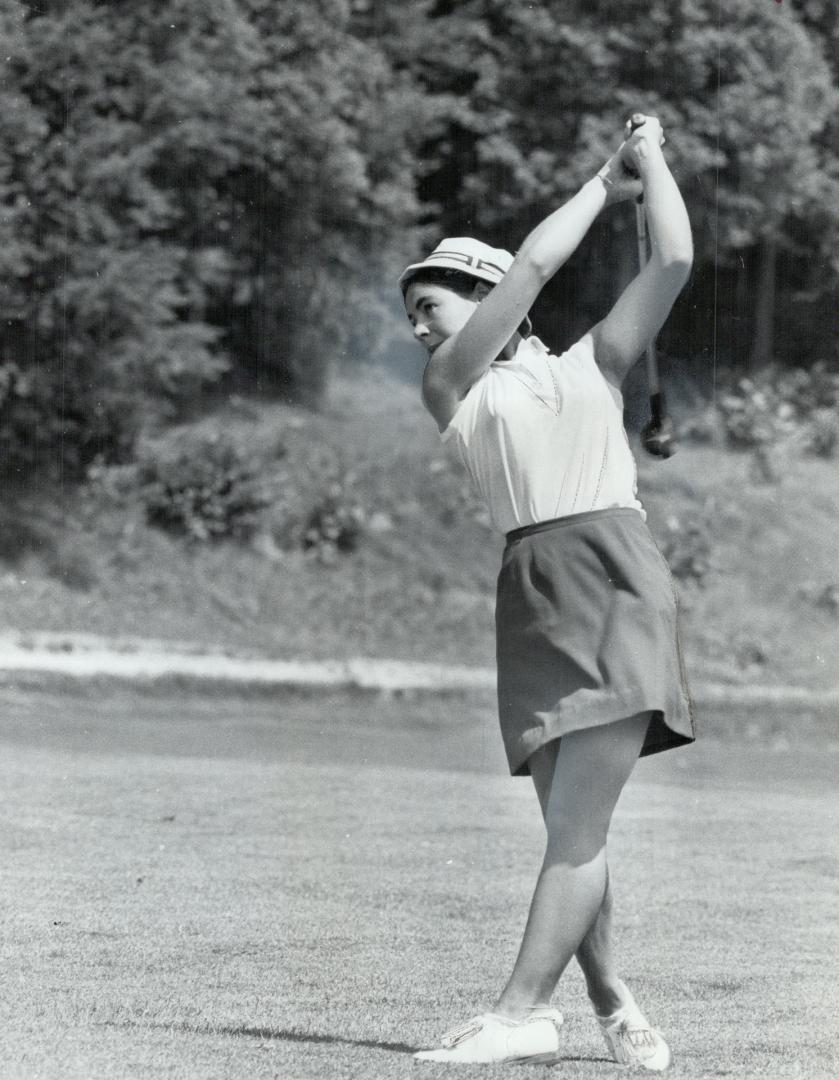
left=404, top=280, right=480, bottom=356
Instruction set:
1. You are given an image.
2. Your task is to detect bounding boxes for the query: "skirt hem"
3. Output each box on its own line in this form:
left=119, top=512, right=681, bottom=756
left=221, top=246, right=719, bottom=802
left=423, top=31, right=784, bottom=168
left=508, top=696, right=694, bottom=776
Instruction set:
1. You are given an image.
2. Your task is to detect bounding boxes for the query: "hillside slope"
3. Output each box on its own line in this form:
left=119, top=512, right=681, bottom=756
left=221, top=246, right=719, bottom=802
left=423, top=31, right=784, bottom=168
left=1, top=367, right=837, bottom=690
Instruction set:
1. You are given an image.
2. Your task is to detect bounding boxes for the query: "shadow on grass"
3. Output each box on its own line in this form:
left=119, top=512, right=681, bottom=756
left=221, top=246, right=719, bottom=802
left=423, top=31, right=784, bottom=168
left=105, top=1018, right=418, bottom=1054
left=221, top=1024, right=419, bottom=1055
left=106, top=1019, right=612, bottom=1064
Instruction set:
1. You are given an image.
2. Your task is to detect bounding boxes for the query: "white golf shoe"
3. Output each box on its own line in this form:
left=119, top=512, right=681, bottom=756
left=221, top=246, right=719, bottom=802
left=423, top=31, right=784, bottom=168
left=597, top=1000, right=672, bottom=1071
left=414, top=1008, right=564, bottom=1065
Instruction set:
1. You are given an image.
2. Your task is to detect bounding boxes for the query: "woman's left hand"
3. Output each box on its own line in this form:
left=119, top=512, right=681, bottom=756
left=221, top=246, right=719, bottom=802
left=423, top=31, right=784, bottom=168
left=596, top=150, right=643, bottom=205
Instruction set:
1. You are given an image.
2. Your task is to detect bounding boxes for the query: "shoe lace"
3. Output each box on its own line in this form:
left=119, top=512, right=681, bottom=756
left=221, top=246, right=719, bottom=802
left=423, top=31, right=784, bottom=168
left=440, top=1017, right=484, bottom=1048
left=615, top=1022, right=658, bottom=1055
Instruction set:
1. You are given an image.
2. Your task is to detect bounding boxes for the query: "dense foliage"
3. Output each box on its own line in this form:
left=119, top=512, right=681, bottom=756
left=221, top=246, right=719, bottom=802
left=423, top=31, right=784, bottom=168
left=136, top=431, right=273, bottom=542
left=0, top=0, right=431, bottom=480
left=382, top=0, right=838, bottom=362
left=0, top=0, right=837, bottom=491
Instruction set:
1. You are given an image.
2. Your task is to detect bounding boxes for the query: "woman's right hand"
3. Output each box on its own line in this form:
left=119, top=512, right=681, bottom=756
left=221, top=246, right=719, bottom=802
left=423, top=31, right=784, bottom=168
left=597, top=115, right=666, bottom=205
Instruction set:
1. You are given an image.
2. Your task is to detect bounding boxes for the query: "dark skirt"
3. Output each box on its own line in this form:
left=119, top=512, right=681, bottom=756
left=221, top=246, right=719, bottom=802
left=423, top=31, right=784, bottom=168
left=496, top=507, right=695, bottom=776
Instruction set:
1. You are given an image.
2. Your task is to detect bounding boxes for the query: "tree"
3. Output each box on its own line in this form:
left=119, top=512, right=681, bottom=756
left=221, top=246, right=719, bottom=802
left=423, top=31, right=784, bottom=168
left=224, top=0, right=434, bottom=400
left=707, top=1, right=838, bottom=366
left=379, top=0, right=839, bottom=369
left=0, top=2, right=246, bottom=480
left=0, top=0, right=431, bottom=486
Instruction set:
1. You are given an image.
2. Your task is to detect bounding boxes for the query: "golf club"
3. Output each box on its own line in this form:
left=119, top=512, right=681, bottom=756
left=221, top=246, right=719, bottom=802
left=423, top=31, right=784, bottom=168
left=627, top=114, right=676, bottom=459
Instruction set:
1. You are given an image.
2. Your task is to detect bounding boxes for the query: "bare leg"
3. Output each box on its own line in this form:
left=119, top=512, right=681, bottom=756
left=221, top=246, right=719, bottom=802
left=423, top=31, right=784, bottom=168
left=529, top=740, right=630, bottom=1017
left=494, top=714, right=650, bottom=1019
left=575, top=871, right=626, bottom=1015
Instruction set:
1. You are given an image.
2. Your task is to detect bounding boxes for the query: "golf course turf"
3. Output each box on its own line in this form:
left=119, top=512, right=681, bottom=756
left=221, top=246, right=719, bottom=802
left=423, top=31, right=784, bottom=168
left=0, top=684, right=836, bottom=1079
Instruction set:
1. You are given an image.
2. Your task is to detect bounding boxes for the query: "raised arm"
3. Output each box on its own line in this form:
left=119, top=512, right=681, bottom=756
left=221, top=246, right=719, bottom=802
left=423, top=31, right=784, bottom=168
left=423, top=185, right=631, bottom=422
left=592, top=117, right=693, bottom=387
left=422, top=136, right=643, bottom=428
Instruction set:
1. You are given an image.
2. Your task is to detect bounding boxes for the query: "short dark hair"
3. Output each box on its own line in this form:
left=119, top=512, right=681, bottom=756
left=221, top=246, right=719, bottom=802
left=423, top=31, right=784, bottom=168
left=400, top=266, right=488, bottom=298
left=402, top=265, right=533, bottom=338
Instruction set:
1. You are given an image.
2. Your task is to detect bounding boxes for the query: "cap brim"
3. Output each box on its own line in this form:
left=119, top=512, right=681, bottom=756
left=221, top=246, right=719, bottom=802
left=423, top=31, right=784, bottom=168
left=398, top=256, right=505, bottom=290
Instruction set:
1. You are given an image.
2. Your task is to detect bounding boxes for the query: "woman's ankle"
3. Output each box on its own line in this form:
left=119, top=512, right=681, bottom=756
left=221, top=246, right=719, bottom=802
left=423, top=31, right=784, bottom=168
left=587, top=976, right=632, bottom=1018
left=493, top=991, right=551, bottom=1022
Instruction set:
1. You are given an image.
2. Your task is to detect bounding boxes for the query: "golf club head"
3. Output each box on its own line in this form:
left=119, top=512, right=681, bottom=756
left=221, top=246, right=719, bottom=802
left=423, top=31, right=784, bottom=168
left=641, top=415, right=676, bottom=459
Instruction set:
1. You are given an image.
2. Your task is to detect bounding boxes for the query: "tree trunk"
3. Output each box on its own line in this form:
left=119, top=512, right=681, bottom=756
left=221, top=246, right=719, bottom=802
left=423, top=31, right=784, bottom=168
left=750, top=236, right=777, bottom=369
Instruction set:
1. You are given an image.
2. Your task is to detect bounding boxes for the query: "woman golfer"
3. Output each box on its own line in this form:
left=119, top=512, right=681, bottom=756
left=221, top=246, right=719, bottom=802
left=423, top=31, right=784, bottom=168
left=400, top=114, right=694, bottom=1070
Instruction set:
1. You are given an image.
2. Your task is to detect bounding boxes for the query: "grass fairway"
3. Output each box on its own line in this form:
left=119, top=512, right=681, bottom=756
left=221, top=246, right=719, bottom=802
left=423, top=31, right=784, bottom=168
left=0, top=684, right=837, bottom=1079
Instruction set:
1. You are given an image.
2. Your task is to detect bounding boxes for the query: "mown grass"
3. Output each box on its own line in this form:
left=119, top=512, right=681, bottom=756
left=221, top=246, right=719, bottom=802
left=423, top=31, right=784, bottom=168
left=0, top=683, right=837, bottom=1079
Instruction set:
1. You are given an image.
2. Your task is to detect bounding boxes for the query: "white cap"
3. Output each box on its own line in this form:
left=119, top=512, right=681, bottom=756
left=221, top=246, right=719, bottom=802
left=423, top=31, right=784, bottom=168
left=398, top=236, right=515, bottom=290
left=399, top=236, right=532, bottom=337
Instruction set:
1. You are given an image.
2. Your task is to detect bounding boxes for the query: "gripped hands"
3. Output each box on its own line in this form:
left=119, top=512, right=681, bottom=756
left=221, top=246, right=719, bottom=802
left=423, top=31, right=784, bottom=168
left=597, top=114, right=666, bottom=205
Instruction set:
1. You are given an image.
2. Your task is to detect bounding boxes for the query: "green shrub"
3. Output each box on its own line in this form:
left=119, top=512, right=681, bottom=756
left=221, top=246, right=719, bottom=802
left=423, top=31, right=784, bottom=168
left=425, top=457, right=492, bottom=531
left=775, top=362, right=839, bottom=415
left=0, top=362, right=137, bottom=484
left=137, top=434, right=271, bottom=543
left=716, top=363, right=839, bottom=457
left=658, top=512, right=715, bottom=585
left=302, top=478, right=366, bottom=565
left=805, top=408, right=839, bottom=459
left=42, top=540, right=99, bottom=592
left=716, top=376, right=793, bottom=449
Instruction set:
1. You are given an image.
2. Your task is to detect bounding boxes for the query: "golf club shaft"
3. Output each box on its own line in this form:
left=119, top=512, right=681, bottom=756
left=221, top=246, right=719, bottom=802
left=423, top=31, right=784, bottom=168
left=628, top=114, right=675, bottom=456
left=635, top=197, right=661, bottom=398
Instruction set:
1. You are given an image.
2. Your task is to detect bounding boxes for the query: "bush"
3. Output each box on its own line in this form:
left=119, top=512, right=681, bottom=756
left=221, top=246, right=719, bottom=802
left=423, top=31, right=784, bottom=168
left=657, top=512, right=715, bottom=585
left=0, top=362, right=137, bottom=484
left=716, top=362, right=839, bottom=457
left=425, top=458, right=492, bottom=531
left=42, top=539, right=99, bottom=592
left=716, top=376, right=794, bottom=450
left=302, top=477, right=366, bottom=565
left=137, top=433, right=272, bottom=543
left=805, top=408, right=839, bottom=459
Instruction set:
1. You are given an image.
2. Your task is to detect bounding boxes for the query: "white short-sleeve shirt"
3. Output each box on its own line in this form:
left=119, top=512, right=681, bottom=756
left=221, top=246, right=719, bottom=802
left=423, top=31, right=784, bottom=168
left=441, top=334, right=644, bottom=534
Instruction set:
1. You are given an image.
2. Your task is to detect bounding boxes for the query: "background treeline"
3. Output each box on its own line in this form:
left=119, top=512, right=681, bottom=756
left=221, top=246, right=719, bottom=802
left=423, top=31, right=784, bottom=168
left=1, top=0, right=838, bottom=487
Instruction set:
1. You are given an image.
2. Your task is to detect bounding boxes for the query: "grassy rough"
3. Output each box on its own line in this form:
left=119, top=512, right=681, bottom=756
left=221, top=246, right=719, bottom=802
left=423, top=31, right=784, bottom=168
left=0, top=368, right=838, bottom=691
left=0, top=684, right=837, bottom=1079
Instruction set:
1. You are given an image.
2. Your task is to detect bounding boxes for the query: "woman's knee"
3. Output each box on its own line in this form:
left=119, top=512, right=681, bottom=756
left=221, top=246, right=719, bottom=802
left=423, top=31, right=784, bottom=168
left=543, top=803, right=610, bottom=866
